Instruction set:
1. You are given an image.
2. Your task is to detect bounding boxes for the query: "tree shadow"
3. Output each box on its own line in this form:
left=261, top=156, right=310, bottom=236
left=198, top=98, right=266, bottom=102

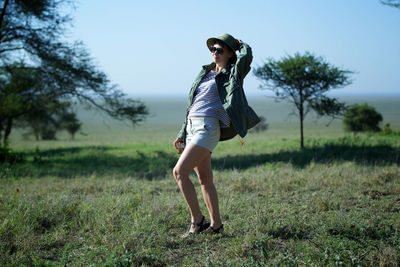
left=11, top=146, right=178, bottom=180
left=5, top=142, right=399, bottom=180
left=212, top=143, right=400, bottom=170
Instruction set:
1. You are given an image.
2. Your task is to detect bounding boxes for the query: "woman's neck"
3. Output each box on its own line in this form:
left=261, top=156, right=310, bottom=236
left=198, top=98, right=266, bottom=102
left=214, top=63, right=225, bottom=72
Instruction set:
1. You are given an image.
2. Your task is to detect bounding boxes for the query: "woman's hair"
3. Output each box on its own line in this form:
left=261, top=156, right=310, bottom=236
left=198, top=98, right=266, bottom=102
left=213, top=40, right=236, bottom=64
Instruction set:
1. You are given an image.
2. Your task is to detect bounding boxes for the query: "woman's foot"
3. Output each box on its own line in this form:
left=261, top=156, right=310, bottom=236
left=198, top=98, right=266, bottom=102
left=182, top=215, right=210, bottom=238
left=204, top=224, right=224, bottom=234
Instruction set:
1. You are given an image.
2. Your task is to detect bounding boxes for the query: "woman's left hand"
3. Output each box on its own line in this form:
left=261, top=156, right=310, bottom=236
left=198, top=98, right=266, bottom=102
left=236, top=39, right=242, bottom=50
left=174, top=138, right=185, bottom=154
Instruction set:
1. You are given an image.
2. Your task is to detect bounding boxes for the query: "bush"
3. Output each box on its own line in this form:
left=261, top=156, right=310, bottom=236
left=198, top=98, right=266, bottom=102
left=379, top=123, right=400, bottom=136
left=0, top=148, right=24, bottom=163
left=343, top=103, right=383, bottom=134
left=41, top=128, right=57, bottom=140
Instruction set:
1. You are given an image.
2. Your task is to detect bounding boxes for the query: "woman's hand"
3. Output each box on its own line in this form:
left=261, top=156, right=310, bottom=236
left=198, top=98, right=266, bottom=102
left=236, top=39, right=242, bottom=50
left=174, top=138, right=185, bottom=154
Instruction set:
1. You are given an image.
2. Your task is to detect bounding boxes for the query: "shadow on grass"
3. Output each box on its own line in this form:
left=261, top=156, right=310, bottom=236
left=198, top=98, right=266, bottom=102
left=7, top=146, right=178, bottom=180
left=3, top=141, right=400, bottom=179
left=212, top=143, right=400, bottom=170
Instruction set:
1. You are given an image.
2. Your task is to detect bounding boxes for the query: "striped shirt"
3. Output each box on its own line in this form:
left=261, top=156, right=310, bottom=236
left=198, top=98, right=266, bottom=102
left=188, top=70, right=230, bottom=128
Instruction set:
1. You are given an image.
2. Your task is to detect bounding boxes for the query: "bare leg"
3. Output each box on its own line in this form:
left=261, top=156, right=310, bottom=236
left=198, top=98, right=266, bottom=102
left=194, top=153, right=222, bottom=228
left=173, top=143, right=211, bottom=231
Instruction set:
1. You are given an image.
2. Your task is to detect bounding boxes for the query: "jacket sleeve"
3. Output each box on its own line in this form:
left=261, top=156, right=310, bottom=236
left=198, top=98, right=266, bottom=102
left=224, top=83, right=260, bottom=138
left=234, top=42, right=253, bottom=81
left=177, top=121, right=186, bottom=140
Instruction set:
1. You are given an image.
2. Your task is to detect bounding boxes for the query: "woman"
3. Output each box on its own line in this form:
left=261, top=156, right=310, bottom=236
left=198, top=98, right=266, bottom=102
left=173, top=33, right=260, bottom=238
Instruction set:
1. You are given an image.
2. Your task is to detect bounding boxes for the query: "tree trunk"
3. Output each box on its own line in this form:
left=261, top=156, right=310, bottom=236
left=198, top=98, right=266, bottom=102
left=0, top=118, right=3, bottom=146
left=300, top=108, right=304, bottom=150
left=3, top=117, right=12, bottom=148
left=0, top=0, right=10, bottom=45
left=299, top=90, right=304, bottom=150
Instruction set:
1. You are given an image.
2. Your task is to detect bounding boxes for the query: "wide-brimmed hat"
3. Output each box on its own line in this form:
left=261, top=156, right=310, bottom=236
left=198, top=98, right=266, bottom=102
left=206, top=33, right=238, bottom=62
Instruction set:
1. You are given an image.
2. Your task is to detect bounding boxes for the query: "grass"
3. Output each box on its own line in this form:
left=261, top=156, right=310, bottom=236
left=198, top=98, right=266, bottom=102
left=1, top=97, right=400, bottom=266
left=1, top=133, right=400, bottom=266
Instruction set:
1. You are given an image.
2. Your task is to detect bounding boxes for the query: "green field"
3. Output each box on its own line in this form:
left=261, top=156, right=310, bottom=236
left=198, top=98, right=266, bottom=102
left=8, top=96, right=400, bottom=149
left=1, top=97, right=400, bottom=266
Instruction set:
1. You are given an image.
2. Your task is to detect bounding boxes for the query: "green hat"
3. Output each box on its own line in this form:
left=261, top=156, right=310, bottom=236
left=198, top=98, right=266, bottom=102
left=206, top=33, right=238, bottom=62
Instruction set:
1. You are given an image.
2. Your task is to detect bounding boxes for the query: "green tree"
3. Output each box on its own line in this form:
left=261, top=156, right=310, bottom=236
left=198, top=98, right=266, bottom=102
left=0, top=66, right=38, bottom=145
left=254, top=52, right=353, bottom=149
left=59, top=112, right=82, bottom=140
left=16, top=97, right=72, bottom=141
left=0, top=0, right=148, bottom=147
left=343, top=103, right=383, bottom=134
left=380, top=0, right=400, bottom=9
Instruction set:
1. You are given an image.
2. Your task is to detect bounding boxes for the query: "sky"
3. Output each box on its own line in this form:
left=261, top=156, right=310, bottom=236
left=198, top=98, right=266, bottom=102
left=68, top=0, right=400, bottom=97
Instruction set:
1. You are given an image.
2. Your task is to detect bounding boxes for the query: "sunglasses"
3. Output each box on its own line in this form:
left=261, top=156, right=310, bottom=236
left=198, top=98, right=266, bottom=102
left=209, top=46, right=224, bottom=55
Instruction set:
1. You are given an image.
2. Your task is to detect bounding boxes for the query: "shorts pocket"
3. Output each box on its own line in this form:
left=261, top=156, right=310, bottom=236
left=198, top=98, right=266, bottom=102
left=192, top=122, right=207, bottom=135
left=204, top=123, right=216, bottom=132
left=204, top=122, right=220, bottom=139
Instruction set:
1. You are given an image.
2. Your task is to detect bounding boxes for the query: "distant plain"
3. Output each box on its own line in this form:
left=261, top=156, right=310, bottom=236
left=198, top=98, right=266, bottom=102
left=9, top=96, right=400, bottom=149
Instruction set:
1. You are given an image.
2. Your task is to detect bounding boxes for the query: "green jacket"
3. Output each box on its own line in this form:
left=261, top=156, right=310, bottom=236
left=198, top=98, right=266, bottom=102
left=177, top=42, right=260, bottom=142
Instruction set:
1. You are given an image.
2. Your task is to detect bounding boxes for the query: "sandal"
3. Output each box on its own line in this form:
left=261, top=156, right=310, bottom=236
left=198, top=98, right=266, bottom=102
left=204, top=224, right=224, bottom=234
left=182, top=215, right=210, bottom=238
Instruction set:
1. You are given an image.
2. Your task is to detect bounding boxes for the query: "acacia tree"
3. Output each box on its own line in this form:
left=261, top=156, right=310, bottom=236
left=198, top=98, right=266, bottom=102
left=60, top=112, right=82, bottom=140
left=380, top=0, right=400, bottom=9
left=14, top=91, right=77, bottom=141
left=0, top=0, right=148, bottom=147
left=254, top=52, right=353, bottom=149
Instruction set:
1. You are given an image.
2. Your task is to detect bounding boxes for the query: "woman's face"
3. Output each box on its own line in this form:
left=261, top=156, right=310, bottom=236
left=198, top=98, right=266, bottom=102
left=210, top=43, right=233, bottom=66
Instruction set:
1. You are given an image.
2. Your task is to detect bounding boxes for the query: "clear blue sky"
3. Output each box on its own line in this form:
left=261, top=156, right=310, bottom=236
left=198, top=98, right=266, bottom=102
left=68, top=0, right=400, bottom=97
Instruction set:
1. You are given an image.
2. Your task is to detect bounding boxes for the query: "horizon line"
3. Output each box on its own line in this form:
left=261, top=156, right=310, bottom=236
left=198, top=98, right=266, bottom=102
left=129, top=92, right=400, bottom=99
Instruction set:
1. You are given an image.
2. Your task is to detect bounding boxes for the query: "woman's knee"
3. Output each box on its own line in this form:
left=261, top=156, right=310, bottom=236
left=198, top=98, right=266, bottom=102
left=173, top=166, right=188, bottom=182
left=172, top=166, right=180, bottom=180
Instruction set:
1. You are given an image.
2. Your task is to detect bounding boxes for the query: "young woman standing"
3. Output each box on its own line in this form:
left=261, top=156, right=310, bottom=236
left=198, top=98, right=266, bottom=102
left=173, top=33, right=260, bottom=238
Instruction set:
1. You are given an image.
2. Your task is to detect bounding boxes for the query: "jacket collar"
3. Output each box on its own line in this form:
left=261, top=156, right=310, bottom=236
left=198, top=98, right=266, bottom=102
left=202, top=62, right=232, bottom=75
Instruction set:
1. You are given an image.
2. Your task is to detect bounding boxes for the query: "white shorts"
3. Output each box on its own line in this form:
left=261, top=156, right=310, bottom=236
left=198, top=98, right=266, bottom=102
left=186, top=117, right=220, bottom=152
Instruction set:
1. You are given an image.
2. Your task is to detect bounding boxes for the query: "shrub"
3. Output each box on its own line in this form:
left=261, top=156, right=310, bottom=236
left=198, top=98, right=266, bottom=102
left=379, top=123, right=400, bottom=136
left=343, top=103, right=383, bottom=134
left=0, top=148, right=24, bottom=163
left=41, top=128, right=57, bottom=140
